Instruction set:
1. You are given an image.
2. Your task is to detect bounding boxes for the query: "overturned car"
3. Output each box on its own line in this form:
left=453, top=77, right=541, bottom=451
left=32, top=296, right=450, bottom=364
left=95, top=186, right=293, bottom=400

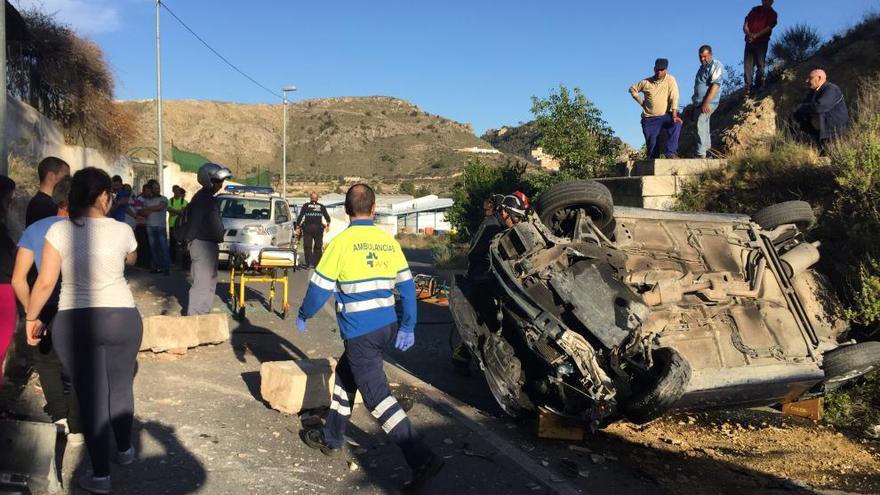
left=451, top=180, right=880, bottom=429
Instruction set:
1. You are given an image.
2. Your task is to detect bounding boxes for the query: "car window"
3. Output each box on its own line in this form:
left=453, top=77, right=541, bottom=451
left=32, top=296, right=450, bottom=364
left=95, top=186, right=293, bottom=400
left=274, top=201, right=290, bottom=224
left=219, top=197, right=271, bottom=220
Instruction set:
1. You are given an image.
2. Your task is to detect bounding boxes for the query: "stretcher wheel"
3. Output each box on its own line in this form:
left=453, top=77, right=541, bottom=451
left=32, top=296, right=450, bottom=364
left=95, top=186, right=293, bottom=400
left=268, top=296, right=274, bottom=314
left=238, top=305, right=246, bottom=320
left=281, top=308, right=289, bottom=320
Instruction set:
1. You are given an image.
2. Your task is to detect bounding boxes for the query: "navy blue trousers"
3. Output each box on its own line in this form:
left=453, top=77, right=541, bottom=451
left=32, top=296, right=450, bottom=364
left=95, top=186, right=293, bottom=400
left=323, top=323, right=432, bottom=469
left=641, top=113, right=682, bottom=159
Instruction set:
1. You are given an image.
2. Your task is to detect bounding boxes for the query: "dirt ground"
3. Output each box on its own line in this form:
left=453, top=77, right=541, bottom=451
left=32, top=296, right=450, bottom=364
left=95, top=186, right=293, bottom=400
left=594, top=409, right=880, bottom=495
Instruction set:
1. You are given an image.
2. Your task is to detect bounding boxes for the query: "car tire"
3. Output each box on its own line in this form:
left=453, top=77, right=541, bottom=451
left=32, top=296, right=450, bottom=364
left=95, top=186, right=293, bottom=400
left=622, top=348, right=692, bottom=424
left=752, top=201, right=816, bottom=231
left=535, top=180, right=614, bottom=237
left=822, top=341, right=880, bottom=389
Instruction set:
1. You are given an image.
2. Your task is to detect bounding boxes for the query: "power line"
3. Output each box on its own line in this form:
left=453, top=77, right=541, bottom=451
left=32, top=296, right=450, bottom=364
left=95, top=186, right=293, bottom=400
left=159, top=0, right=281, bottom=99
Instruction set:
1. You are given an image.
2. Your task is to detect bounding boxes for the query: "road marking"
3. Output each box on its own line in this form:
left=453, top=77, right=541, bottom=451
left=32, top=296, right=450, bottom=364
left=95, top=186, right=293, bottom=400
left=385, top=361, right=586, bottom=495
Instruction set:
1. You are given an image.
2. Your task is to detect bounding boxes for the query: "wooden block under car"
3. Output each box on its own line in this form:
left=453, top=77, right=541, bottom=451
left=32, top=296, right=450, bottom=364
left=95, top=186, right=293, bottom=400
left=782, top=397, right=823, bottom=421
left=537, top=407, right=585, bottom=441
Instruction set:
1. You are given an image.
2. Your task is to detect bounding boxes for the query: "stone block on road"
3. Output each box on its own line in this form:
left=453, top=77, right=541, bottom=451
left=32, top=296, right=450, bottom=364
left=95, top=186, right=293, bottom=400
left=260, top=359, right=362, bottom=414
left=139, top=313, right=230, bottom=353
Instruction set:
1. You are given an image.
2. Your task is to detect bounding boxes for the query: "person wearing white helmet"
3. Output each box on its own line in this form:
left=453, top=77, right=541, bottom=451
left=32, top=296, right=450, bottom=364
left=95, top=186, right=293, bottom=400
left=185, top=163, right=232, bottom=315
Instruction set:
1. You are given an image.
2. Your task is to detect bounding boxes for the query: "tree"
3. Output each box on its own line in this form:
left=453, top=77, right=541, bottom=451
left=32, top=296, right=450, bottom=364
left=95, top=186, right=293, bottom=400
left=446, top=160, right=526, bottom=238
left=530, top=85, right=622, bottom=178
left=7, top=9, right=135, bottom=151
left=414, top=186, right=431, bottom=197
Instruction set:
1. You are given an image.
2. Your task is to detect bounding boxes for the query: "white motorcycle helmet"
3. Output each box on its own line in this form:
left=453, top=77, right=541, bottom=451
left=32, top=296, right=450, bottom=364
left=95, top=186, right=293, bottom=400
left=197, top=162, right=232, bottom=188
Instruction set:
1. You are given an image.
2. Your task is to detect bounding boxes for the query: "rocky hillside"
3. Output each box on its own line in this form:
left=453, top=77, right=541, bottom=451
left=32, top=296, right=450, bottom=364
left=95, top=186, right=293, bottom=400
left=119, top=96, right=514, bottom=181
left=680, top=16, right=880, bottom=156
left=481, top=121, right=541, bottom=164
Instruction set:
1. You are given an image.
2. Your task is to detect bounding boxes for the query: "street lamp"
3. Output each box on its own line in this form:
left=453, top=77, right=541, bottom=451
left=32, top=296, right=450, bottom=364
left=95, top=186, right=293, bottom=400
left=282, top=85, right=297, bottom=200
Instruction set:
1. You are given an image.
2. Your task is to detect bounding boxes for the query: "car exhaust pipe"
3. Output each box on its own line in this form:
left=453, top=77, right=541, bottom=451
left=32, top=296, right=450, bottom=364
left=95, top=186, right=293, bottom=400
left=780, top=241, right=821, bottom=278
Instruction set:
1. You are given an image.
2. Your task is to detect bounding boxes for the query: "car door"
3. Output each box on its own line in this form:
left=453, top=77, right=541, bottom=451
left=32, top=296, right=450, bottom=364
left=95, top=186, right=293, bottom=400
left=273, top=199, right=293, bottom=246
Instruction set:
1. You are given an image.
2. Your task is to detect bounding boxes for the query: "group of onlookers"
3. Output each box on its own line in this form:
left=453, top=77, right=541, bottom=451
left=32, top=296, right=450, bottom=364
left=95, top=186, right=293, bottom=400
left=0, top=157, right=199, bottom=493
left=629, top=0, right=850, bottom=159
left=110, top=178, right=188, bottom=273
left=0, top=158, right=143, bottom=493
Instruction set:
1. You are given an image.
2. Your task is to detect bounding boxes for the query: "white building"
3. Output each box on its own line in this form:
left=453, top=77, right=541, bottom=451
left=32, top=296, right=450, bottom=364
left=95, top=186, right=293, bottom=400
left=287, top=193, right=454, bottom=242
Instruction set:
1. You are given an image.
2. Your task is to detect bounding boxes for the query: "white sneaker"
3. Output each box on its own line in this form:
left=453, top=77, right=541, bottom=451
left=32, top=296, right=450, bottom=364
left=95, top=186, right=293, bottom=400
left=78, top=473, right=111, bottom=494
left=116, top=446, right=136, bottom=465
left=67, top=433, right=85, bottom=446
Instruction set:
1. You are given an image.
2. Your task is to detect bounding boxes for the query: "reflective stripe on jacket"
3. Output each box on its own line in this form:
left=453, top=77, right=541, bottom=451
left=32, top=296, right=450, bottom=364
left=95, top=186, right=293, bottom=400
left=298, top=219, right=416, bottom=340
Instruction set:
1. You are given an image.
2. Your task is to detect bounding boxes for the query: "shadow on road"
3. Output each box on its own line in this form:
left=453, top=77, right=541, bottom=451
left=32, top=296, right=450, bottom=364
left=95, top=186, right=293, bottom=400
left=71, top=419, right=206, bottom=495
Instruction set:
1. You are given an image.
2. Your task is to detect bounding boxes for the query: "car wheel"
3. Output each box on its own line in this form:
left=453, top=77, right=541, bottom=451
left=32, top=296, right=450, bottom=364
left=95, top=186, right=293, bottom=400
left=622, top=348, right=692, bottom=424
left=822, top=341, right=880, bottom=389
left=752, top=201, right=816, bottom=231
left=535, top=180, right=614, bottom=237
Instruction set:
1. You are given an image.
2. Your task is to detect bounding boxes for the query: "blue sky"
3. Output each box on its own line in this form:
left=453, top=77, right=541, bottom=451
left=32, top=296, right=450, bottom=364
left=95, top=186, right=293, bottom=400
left=12, top=0, right=879, bottom=146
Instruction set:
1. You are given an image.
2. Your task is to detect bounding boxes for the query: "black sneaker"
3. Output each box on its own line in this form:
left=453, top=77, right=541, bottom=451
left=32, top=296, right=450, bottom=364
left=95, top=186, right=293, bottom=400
left=300, top=428, right=340, bottom=457
left=400, top=454, right=445, bottom=494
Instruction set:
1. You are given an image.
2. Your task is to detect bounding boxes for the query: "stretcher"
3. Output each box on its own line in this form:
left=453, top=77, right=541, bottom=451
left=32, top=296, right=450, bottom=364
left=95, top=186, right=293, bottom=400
left=228, top=243, right=298, bottom=319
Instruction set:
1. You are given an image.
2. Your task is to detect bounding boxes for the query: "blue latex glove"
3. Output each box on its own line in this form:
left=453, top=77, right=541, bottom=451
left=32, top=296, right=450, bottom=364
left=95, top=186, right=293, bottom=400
left=395, top=330, right=415, bottom=351
left=295, top=317, right=308, bottom=333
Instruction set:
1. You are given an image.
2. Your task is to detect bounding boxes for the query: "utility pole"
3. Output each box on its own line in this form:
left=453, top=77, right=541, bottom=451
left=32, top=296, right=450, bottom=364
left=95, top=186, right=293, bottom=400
left=155, top=0, right=164, bottom=191
left=281, top=86, right=296, bottom=200
left=0, top=2, right=8, bottom=176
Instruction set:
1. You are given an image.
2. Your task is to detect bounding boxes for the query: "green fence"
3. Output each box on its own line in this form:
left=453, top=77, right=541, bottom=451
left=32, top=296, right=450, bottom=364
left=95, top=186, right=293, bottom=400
left=171, top=144, right=212, bottom=173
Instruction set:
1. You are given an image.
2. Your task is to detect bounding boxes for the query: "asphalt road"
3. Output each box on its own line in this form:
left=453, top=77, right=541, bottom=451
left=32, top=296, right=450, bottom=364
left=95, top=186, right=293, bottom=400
left=5, top=250, right=664, bottom=494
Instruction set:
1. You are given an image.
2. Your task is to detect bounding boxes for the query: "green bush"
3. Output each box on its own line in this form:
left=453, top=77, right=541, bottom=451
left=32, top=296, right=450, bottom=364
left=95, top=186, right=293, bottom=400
left=446, top=160, right=526, bottom=238
left=770, top=23, right=823, bottom=67
left=432, top=242, right=468, bottom=269
left=846, top=261, right=880, bottom=327
left=825, top=371, right=880, bottom=431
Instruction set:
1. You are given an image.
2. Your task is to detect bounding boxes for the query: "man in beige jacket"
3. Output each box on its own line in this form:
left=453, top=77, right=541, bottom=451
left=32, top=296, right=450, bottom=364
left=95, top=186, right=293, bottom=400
left=629, top=58, right=682, bottom=159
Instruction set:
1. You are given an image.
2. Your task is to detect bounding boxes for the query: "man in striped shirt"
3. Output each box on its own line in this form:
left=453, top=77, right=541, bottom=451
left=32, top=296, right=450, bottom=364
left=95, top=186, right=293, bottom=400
left=296, top=183, right=442, bottom=492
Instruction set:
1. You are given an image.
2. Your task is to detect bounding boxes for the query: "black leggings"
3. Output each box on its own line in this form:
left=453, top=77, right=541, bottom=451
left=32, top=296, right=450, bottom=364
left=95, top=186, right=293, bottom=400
left=52, top=307, right=143, bottom=477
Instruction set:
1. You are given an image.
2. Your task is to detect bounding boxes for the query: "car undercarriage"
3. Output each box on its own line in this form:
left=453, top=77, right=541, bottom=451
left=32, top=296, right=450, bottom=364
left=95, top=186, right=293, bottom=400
left=451, top=180, right=878, bottom=429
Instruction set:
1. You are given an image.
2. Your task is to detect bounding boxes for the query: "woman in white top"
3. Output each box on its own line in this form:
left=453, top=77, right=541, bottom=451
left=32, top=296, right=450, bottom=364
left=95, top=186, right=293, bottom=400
left=26, top=167, right=142, bottom=495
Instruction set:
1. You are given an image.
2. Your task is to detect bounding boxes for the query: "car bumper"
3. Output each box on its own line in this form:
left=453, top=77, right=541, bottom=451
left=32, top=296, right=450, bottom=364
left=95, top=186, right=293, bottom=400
left=219, top=233, right=274, bottom=261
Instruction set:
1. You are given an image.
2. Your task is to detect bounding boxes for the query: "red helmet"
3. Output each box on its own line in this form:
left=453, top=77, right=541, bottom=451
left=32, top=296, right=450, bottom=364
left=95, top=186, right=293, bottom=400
left=512, top=191, right=530, bottom=209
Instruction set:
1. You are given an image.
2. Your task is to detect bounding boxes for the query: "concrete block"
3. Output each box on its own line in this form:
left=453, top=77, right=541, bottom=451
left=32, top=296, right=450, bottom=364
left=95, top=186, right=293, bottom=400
left=598, top=176, right=682, bottom=198
left=0, top=419, right=61, bottom=493
left=260, top=359, right=362, bottom=415
left=611, top=195, right=678, bottom=210
left=630, top=158, right=727, bottom=177
left=140, top=313, right=230, bottom=353
left=641, top=196, right=678, bottom=210
left=193, top=313, right=231, bottom=346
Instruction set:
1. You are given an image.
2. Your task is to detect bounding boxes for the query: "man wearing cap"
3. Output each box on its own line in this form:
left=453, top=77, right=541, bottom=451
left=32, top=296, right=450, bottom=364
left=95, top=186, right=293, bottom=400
left=629, top=58, right=682, bottom=159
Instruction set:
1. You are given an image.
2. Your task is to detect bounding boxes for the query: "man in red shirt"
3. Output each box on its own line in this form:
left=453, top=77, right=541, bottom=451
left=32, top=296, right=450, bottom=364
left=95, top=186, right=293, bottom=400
left=743, top=0, right=778, bottom=96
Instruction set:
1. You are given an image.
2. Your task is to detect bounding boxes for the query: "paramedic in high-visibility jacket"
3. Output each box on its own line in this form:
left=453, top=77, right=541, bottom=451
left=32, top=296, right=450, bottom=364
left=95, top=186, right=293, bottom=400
left=295, top=184, right=443, bottom=492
